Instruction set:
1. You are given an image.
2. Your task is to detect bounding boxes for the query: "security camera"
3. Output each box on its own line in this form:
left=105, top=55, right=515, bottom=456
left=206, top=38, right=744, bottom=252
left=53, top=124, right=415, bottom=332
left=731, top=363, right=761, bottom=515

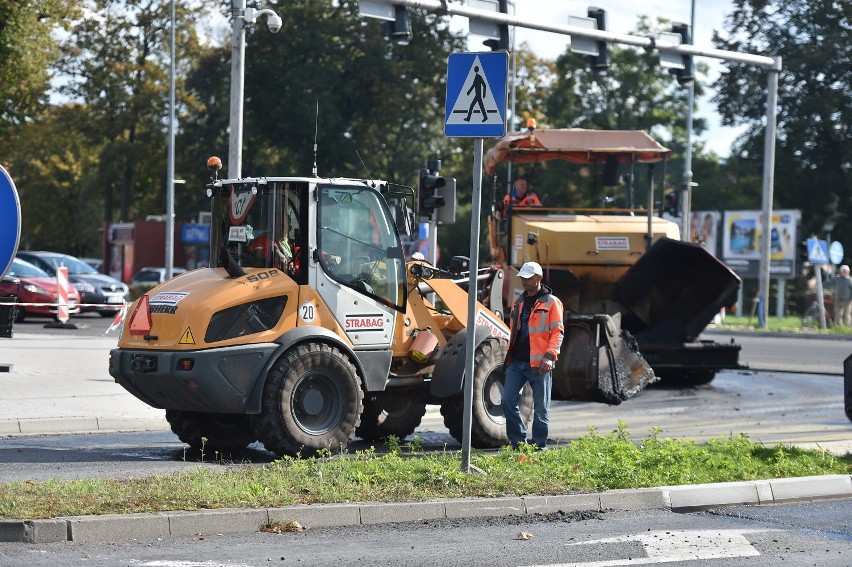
left=267, top=13, right=282, bottom=33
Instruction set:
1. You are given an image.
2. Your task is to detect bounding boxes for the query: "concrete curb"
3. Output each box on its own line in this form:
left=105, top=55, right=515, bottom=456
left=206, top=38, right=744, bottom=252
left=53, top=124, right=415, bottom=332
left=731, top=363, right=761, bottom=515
left=0, top=417, right=168, bottom=436
left=2, top=475, right=849, bottom=544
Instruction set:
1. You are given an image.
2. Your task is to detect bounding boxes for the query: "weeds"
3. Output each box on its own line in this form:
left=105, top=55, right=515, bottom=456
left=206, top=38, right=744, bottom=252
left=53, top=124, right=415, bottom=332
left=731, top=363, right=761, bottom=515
left=0, top=426, right=848, bottom=520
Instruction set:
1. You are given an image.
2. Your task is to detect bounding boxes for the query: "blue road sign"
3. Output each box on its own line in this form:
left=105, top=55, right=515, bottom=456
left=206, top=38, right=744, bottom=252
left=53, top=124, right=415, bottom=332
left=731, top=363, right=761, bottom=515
left=829, top=241, right=844, bottom=265
left=445, top=52, right=508, bottom=138
left=0, top=165, right=21, bottom=278
left=807, top=237, right=829, bottom=265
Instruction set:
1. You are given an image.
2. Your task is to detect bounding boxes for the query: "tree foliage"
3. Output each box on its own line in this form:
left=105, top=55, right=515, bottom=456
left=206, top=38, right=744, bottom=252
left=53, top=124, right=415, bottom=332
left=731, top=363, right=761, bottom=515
left=712, top=0, right=851, bottom=242
left=1, top=1, right=848, bottom=277
left=0, top=0, right=79, bottom=135
left=56, top=0, right=207, bottom=224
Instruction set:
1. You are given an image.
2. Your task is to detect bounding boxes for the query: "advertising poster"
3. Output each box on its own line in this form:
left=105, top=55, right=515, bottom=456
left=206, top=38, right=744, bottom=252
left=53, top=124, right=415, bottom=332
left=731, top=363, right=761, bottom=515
left=688, top=211, right=721, bottom=257
left=722, top=210, right=799, bottom=279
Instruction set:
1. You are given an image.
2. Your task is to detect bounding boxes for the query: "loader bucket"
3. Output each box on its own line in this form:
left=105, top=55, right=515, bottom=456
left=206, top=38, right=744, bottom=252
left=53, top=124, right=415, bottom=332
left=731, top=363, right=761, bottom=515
left=614, top=238, right=740, bottom=343
left=552, top=312, right=658, bottom=405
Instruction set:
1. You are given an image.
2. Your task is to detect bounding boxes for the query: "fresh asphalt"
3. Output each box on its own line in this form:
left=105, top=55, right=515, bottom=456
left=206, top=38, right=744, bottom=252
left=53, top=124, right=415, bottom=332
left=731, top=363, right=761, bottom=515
left=0, top=327, right=850, bottom=544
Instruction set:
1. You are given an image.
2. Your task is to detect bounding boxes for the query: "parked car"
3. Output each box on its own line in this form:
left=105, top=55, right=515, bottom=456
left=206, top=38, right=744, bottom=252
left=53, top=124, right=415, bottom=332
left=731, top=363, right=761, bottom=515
left=15, top=251, right=129, bottom=317
left=0, top=258, right=82, bottom=322
left=80, top=257, right=104, bottom=272
left=130, top=267, right=188, bottom=286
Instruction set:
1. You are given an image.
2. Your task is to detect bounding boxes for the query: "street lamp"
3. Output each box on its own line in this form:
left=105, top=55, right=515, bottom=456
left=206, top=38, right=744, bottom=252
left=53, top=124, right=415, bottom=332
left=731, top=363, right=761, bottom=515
left=228, top=1, right=282, bottom=179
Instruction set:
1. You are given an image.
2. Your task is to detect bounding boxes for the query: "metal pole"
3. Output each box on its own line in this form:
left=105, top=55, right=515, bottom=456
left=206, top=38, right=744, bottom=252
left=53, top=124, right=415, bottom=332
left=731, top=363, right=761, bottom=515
left=165, top=0, right=176, bottom=279
left=228, top=0, right=246, bottom=179
left=816, top=263, right=827, bottom=329
left=757, top=57, right=782, bottom=328
left=368, top=0, right=776, bottom=68
left=681, top=0, right=696, bottom=243
left=462, top=138, right=484, bottom=473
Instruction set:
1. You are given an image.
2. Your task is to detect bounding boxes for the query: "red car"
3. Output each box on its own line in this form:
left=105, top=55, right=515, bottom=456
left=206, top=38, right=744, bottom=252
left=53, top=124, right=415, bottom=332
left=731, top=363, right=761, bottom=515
left=0, top=257, right=81, bottom=322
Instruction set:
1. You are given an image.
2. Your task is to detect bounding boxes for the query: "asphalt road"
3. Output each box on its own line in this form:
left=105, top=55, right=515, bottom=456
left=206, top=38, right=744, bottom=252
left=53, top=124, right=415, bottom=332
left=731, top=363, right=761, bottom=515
left=1, top=500, right=850, bottom=566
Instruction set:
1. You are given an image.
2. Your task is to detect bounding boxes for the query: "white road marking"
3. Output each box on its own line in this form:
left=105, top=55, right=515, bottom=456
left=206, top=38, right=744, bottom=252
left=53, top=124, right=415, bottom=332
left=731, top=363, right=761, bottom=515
left=141, top=562, right=256, bottom=567
left=521, top=529, right=770, bottom=566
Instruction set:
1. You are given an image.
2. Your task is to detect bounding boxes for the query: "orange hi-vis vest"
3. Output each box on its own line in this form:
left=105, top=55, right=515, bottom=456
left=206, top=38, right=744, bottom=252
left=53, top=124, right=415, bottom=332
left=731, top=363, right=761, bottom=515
left=505, top=285, right=565, bottom=368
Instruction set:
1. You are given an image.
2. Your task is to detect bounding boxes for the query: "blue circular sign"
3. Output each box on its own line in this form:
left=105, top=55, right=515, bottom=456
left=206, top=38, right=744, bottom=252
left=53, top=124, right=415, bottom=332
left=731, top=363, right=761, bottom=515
left=0, top=165, right=22, bottom=278
left=830, top=241, right=844, bottom=265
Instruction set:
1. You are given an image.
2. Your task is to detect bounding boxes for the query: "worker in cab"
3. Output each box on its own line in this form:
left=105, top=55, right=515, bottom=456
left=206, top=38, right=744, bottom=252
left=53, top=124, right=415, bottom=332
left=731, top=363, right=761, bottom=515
left=497, top=175, right=542, bottom=218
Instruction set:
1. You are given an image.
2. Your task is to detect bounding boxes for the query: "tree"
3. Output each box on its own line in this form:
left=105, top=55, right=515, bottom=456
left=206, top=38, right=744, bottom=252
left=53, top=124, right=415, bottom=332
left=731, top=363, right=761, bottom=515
left=712, top=0, right=851, bottom=245
left=7, top=104, right=102, bottom=255
left=0, top=0, right=79, bottom=137
left=57, top=0, right=207, bottom=225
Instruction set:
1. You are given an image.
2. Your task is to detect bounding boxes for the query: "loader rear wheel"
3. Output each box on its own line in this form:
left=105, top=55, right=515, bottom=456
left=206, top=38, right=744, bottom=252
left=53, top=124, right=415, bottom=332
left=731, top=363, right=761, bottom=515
left=355, top=396, right=427, bottom=442
left=440, top=338, right=533, bottom=448
left=165, top=410, right=256, bottom=452
left=252, top=343, right=363, bottom=457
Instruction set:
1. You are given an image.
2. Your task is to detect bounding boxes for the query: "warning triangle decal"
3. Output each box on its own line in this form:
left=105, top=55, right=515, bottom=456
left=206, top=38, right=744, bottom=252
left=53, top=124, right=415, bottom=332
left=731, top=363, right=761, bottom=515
left=129, top=295, right=152, bottom=336
left=446, top=55, right=504, bottom=126
left=180, top=327, right=196, bottom=345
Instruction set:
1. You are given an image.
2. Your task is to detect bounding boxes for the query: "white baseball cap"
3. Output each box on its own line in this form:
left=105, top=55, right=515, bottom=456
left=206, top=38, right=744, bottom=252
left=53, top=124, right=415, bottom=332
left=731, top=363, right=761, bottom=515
left=517, top=261, right=543, bottom=279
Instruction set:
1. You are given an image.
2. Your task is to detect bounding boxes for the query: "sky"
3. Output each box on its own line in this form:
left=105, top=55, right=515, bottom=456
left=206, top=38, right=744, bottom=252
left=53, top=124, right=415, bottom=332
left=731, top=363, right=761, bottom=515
left=467, top=0, right=747, bottom=157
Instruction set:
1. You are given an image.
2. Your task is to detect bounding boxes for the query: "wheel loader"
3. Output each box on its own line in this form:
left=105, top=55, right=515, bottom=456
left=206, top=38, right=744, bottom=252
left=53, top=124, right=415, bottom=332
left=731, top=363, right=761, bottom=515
left=108, top=157, right=656, bottom=457
left=484, top=127, right=743, bottom=388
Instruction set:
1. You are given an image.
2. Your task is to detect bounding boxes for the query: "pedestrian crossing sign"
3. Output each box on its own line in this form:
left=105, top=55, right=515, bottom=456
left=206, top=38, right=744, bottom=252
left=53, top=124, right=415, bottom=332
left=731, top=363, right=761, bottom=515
left=807, top=237, right=829, bottom=264
left=445, top=52, right=507, bottom=138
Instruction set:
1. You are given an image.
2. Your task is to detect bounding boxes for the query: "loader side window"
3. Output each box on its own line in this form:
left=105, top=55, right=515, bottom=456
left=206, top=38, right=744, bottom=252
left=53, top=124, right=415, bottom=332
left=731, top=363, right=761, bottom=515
left=318, top=185, right=406, bottom=312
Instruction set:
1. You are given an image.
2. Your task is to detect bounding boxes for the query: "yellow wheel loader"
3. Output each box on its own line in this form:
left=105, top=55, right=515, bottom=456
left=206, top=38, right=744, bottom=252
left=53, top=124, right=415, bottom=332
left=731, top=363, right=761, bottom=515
left=109, top=157, right=655, bottom=457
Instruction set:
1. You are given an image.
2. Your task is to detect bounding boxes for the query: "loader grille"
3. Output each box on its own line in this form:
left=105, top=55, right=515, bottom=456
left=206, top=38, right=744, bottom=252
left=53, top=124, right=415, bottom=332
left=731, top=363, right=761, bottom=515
left=205, top=295, right=288, bottom=343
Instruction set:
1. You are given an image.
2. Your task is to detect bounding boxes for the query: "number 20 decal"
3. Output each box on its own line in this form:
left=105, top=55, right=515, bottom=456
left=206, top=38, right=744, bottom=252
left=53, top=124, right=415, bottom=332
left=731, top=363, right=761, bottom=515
left=299, top=301, right=316, bottom=323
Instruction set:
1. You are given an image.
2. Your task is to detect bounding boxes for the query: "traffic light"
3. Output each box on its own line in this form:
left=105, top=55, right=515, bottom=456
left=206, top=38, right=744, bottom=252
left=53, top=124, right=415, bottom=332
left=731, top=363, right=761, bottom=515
left=669, top=23, right=694, bottom=86
left=585, top=7, right=609, bottom=74
left=483, top=0, right=509, bottom=51
left=799, top=240, right=810, bottom=275
left=418, top=168, right=446, bottom=221
left=663, top=190, right=679, bottom=216
left=382, top=5, right=411, bottom=45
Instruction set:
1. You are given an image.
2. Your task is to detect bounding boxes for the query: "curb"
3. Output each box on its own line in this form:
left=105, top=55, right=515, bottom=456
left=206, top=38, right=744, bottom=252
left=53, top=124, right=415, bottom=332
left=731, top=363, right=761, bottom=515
left=703, top=328, right=852, bottom=341
left=2, top=475, right=849, bottom=544
left=0, top=417, right=169, bottom=436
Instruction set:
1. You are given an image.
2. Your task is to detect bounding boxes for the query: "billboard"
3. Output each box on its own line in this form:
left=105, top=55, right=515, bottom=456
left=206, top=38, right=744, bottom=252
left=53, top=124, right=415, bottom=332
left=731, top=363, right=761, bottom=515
left=722, top=209, right=800, bottom=279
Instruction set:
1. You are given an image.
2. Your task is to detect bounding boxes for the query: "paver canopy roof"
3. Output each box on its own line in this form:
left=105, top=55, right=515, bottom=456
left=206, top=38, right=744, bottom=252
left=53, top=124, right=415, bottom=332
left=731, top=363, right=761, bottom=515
left=483, top=128, right=671, bottom=175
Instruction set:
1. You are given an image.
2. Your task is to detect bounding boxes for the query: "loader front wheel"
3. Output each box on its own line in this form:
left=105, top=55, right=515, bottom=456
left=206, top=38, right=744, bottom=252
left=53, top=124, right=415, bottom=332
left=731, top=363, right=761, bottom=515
left=355, top=396, right=427, bottom=442
left=165, top=410, right=256, bottom=452
left=252, top=343, right=363, bottom=457
left=440, top=338, right=532, bottom=448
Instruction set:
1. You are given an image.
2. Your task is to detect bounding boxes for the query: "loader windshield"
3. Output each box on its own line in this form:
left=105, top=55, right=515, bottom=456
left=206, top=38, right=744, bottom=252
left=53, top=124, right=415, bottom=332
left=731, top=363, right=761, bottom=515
left=318, top=185, right=406, bottom=312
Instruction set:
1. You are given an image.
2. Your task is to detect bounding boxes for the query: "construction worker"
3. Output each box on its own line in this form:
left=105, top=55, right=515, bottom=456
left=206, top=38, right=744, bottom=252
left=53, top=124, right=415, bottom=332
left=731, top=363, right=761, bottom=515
left=497, top=175, right=542, bottom=218
left=502, top=261, right=564, bottom=451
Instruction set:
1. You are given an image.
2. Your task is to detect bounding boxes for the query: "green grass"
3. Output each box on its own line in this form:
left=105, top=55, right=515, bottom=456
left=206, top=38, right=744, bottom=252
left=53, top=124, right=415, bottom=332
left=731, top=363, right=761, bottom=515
left=1, top=424, right=848, bottom=520
left=711, top=315, right=852, bottom=335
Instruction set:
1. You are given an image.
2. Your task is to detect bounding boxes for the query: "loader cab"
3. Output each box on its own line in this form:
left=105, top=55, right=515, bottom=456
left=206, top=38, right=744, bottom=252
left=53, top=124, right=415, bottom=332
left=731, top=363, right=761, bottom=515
left=209, top=178, right=407, bottom=337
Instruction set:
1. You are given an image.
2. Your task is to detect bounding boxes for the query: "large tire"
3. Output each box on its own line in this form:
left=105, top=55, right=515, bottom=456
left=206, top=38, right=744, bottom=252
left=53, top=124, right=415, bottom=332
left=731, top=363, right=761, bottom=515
left=355, top=395, right=427, bottom=441
left=440, top=338, right=533, bottom=448
left=165, top=410, right=256, bottom=452
left=252, top=343, right=363, bottom=457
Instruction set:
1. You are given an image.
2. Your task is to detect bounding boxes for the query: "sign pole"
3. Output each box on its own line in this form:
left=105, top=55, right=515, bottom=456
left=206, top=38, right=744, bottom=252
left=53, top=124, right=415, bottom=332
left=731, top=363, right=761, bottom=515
left=462, top=138, right=484, bottom=472
left=444, top=51, right=508, bottom=472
